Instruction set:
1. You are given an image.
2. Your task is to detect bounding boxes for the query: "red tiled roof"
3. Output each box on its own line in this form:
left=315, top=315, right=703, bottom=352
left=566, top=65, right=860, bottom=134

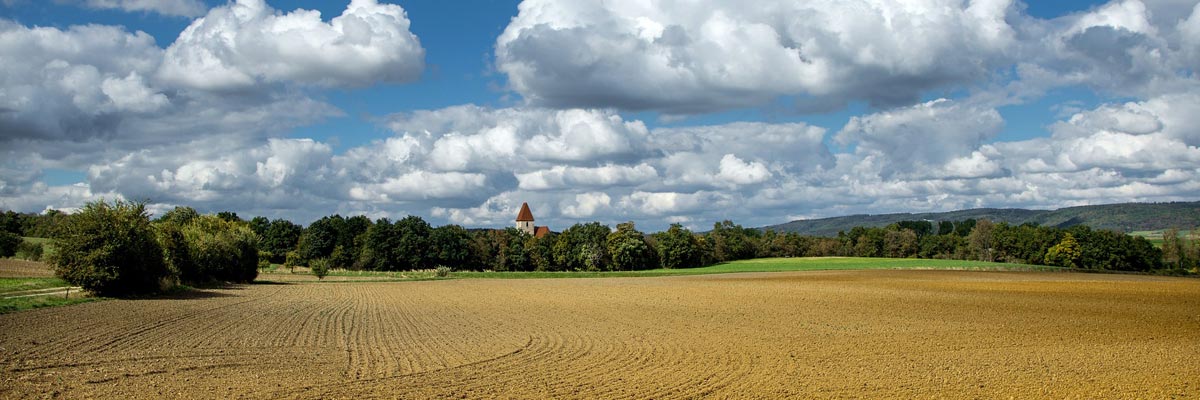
left=516, top=202, right=534, bottom=221
left=534, top=226, right=550, bottom=238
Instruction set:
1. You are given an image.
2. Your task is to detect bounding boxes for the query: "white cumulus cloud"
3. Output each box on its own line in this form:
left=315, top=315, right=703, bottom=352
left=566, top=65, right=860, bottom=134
left=497, top=0, right=1018, bottom=112
left=158, top=0, right=425, bottom=90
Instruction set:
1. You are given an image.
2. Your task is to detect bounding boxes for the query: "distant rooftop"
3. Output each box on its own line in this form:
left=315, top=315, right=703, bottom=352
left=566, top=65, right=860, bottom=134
left=517, top=202, right=534, bottom=221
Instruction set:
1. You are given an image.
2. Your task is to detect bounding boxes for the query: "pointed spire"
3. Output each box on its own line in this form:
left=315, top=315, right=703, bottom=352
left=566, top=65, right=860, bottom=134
left=516, top=202, right=535, bottom=222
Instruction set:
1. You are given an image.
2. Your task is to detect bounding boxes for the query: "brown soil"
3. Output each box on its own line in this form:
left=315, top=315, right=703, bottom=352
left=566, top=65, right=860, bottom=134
left=1, top=270, right=1197, bottom=399
left=0, top=259, right=55, bottom=278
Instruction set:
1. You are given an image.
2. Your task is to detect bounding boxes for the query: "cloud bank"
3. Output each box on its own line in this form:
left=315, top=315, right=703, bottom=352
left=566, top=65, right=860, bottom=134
left=2, top=0, right=1199, bottom=232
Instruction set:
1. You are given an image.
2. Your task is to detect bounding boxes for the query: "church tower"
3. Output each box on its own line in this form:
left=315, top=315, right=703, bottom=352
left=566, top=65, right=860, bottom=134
left=516, top=202, right=535, bottom=235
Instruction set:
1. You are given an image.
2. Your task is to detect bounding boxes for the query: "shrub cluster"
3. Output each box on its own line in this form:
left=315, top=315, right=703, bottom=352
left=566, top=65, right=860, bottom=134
left=50, top=201, right=260, bottom=297
left=16, top=240, right=44, bottom=261
left=0, top=231, right=19, bottom=258
left=50, top=200, right=170, bottom=297
left=158, top=213, right=259, bottom=285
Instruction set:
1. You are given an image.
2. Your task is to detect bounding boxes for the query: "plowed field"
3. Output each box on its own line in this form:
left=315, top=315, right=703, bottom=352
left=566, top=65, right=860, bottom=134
left=2, top=270, right=1198, bottom=398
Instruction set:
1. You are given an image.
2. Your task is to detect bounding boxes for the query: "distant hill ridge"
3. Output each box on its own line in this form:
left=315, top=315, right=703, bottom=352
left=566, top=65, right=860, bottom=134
left=762, top=201, right=1200, bottom=237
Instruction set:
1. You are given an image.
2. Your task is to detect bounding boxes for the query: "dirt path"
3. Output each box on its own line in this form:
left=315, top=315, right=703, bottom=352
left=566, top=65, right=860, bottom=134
left=1, top=270, right=1197, bottom=398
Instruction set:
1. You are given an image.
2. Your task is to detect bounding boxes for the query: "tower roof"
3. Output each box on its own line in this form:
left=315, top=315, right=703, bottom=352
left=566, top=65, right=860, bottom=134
left=516, top=202, right=535, bottom=221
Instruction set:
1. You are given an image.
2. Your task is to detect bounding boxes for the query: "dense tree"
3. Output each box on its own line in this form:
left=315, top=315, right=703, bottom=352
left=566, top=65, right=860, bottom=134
left=357, top=218, right=397, bottom=271
left=0, top=231, right=20, bottom=257
left=967, top=219, right=996, bottom=262
left=157, top=206, right=199, bottom=226
left=954, top=219, right=977, bottom=237
left=554, top=222, right=611, bottom=271
left=167, top=215, right=259, bottom=283
left=525, top=234, right=555, bottom=271
left=936, top=220, right=955, bottom=236
left=883, top=228, right=919, bottom=258
left=919, top=234, right=965, bottom=259
left=991, top=223, right=1060, bottom=264
left=298, top=215, right=343, bottom=262
left=708, top=220, right=758, bottom=262
left=248, top=216, right=270, bottom=238
left=1067, top=226, right=1161, bottom=271
left=261, top=219, right=302, bottom=263
left=607, top=222, right=653, bottom=270
left=329, top=245, right=353, bottom=270
left=1045, top=233, right=1082, bottom=268
left=430, top=224, right=473, bottom=269
left=216, top=211, right=242, bottom=223
left=0, top=210, right=23, bottom=235
left=653, top=224, right=703, bottom=269
left=51, top=200, right=169, bottom=297
left=895, top=221, right=933, bottom=238
left=394, top=216, right=433, bottom=270
left=1160, top=228, right=1198, bottom=271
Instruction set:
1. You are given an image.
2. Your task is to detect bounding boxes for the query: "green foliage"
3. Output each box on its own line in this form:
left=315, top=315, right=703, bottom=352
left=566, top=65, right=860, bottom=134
left=352, top=216, right=433, bottom=271
left=51, top=200, right=170, bottom=297
left=525, top=234, right=554, bottom=271
left=708, top=220, right=758, bottom=262
left=607, top=222, right=652, bottom=271
left=285, top=250, right=303, bottom=272
left=310, top=258, right=330, bottom=280
left=394, top=216, right=433, bottom=270
left=966, top=219, right=996, bottom=262
left=1065, top=226, right=1161, bottom=271
left=882, top=228, right=919, bottom=258
left=258, top=254, right=271, bottom=270
left=262, top=219, right=302, bottom=263
left=436, top=265, right=451, bottom=278
left=0, top=210, right=24, bottom=235
left=430, top=224, right=472, bottom=269
left=15, top=240, right=45, bottom=261
left=554, top=222, right=610, bottom=271
left=1161, top=228, right=1200, bottom=271
left=298, top=215, right=342, bottom=262
left=919, top=234, right=965, bottom=259
left=158, top=215, right=259, bottom=284
left=216, top=211, right=241, bottom=222
left=329, top=245, right=353, bottom=270
left=157, top=206, right=199, bottom=226
left=248, top=216, right=270, bottom=237
left=0, top=209, right=67, bottom=238
left=1045, top=233, right=1082, bottom=268
left=653, top=224, right=703, bottom=269
left=0, top=231, right=20, bottom=257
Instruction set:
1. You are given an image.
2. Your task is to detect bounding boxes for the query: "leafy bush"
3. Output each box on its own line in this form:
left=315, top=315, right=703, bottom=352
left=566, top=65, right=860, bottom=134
left=16, top=240, right=44, bottom=261
left=158, top=215, right=259, bottom=284
left=310, top=258, right=330, bottom=280
left=435, top=265, right=451, bottom=278
left=257, top=251, right=273, bottom=270
left=0, top=231, right=20, bottom=257
left=285, top=250, right=303, bottom=273
left=51, top=200, right=170, bottom=297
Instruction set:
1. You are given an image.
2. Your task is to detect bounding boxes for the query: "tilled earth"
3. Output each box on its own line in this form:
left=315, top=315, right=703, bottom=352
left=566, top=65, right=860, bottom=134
left=1, top=270, right=1197, bottom=399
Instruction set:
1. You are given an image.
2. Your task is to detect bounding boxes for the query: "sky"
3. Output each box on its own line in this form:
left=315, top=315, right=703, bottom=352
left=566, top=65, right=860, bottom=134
left=1, top=0, right=1199, bottom=231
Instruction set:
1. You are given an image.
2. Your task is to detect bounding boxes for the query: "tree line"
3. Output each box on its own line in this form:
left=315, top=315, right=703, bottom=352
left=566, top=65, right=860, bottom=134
left=1, top=202, right=1196, bottom=297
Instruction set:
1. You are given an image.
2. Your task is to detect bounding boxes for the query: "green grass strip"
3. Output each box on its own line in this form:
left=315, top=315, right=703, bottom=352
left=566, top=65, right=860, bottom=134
left=0, top=295, right=98, bottom=314
left=0, top=277, right=70, bottom=295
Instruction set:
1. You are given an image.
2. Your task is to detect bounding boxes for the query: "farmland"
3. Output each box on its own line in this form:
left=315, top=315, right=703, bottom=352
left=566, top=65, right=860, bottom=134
left=2, top=267, right=1198, bottom=398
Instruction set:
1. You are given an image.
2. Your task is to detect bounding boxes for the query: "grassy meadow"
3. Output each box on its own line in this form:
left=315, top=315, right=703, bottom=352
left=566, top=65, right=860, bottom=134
left=257, top=257, right=1056, bottom=282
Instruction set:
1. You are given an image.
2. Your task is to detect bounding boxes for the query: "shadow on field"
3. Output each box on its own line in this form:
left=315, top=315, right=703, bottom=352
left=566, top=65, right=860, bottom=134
left=250, top=280, right=291, bottom=285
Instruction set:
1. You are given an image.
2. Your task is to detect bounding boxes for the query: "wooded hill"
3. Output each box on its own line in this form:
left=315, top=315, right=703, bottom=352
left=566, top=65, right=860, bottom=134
left=762, top=201, right=1200, bottom=237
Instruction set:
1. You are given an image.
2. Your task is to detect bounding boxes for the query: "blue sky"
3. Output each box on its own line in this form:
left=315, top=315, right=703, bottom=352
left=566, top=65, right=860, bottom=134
left=2, top=0, right=1199, bottom=230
